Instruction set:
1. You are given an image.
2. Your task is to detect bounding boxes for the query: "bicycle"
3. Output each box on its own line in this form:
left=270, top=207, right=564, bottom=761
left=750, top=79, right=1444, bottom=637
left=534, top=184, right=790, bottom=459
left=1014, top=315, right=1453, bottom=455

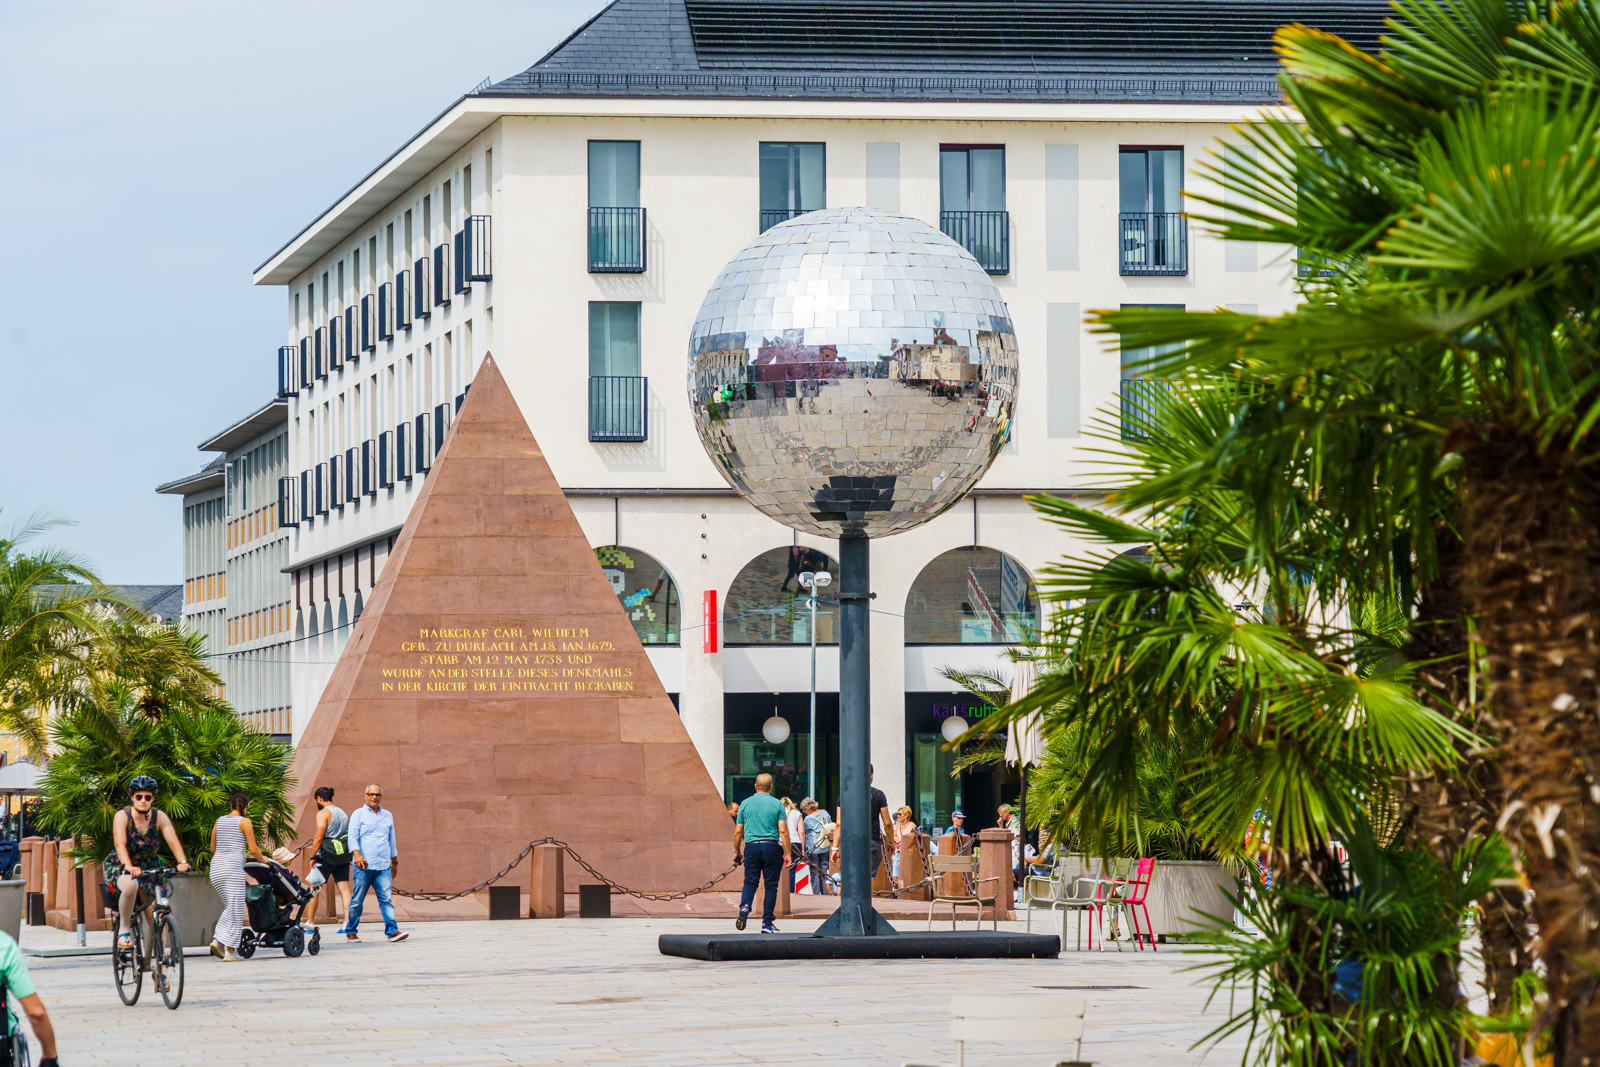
left=110, top=866, right=184, bottom=1010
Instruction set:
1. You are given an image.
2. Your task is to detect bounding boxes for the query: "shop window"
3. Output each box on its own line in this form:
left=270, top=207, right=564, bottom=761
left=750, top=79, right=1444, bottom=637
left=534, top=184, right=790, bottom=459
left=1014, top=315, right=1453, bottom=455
left=904, top=547, right=1037, bottom=645
left=724, top=546, right=839, bottom=646
left=595, top=546, right=680, bottom=645
left=724, top=693, right=839, bottom=810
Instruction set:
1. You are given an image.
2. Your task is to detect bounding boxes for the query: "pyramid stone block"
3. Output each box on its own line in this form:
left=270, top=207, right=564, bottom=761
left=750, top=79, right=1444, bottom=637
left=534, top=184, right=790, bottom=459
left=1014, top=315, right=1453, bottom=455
left=288, top=356, right=733, bottom=894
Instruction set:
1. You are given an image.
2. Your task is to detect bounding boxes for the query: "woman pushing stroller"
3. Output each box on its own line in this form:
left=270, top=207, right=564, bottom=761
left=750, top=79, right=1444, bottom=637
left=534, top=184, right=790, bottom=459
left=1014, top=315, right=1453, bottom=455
left=209, top=792, right=267, bottom=961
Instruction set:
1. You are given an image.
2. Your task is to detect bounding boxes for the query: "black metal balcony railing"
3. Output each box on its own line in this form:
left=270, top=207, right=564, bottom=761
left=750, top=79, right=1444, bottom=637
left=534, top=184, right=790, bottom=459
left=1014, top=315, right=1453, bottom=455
left=940, top=210, right=1010, bottom=274
left=589, top=376, right=648, bottom=442
left=433, top=243, right=452, bottom=308
left=759, top=208, right=809, bottom=232
left=413, top=256, right=432, bottom=321
left=395, top=421, right=412, bottom=481
left=463, top=215, right=493, bottom=282
left=277, top=475, right=299, bottom=528
left=1120, top=378, right=1181, bottom=441
left=277, top=345, right=297, bottom=397
left=1120, top=212, right=1188, bottom=276
left=589, top=206, right=647, bottom=273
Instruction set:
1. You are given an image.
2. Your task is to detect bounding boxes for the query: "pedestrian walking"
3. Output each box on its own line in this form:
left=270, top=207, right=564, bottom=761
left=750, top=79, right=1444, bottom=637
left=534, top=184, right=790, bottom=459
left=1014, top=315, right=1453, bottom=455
left=892, top=806, right=919, bottom=886
left=832, top=764, right=894, bottom=883
left=344, top=783, right=408, bottom=943
left=0, top=928, right=58, bottom=1066
left=210, top=792, right=267, bottom=962
left=800, top=798, right=833, bottom=896
left=733, top=773, right=790, bottom=933
left=782, top=797, right=805, bottom=888
left=304, top=786, right=353, bottom=927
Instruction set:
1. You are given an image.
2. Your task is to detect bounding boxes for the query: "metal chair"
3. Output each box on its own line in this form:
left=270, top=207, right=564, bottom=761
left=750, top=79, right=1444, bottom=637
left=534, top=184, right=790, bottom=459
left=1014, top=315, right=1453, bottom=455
left=1029, top=855, right=1122, bottom=950
left=901, top=994, right=1090, bottom=1067
left=926, top=854, right=1001, bottom=931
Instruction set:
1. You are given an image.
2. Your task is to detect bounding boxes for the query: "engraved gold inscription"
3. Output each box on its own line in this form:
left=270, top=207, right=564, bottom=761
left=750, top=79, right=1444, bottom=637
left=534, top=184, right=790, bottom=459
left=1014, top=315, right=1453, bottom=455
left=378, top=623, right=635, bottom=694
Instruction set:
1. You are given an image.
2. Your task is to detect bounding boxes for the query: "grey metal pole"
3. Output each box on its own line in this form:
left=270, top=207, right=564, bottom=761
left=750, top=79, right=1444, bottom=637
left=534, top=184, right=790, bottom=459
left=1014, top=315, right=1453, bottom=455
left=808, top=589, right=817, bottom=802
left=814, top=534, right=894, bottom=937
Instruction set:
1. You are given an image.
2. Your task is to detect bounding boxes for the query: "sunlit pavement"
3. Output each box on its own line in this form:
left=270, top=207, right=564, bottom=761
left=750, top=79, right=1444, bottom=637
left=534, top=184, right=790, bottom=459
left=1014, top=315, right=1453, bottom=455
left=21, top=918, right=1246, bottom=1066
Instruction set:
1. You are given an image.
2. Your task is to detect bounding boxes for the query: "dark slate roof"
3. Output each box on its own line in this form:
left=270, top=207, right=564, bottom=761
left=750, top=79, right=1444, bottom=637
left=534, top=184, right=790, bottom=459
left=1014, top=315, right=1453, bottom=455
left=484, top=0, right=1389, bottom=103
left=155, top=455, right=226, bottom=496
left=38, top=585, right=185, bottom=625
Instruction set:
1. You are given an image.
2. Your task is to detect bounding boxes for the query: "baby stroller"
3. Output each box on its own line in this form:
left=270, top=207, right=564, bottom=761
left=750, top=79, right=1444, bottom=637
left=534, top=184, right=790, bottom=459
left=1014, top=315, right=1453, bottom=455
left=239, top=858, right=319, bottom=958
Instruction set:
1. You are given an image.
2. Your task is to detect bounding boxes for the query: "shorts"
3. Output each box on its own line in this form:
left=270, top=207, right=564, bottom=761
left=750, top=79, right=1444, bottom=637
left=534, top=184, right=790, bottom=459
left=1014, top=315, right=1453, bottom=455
left=311, top=856, right=350, bottom=885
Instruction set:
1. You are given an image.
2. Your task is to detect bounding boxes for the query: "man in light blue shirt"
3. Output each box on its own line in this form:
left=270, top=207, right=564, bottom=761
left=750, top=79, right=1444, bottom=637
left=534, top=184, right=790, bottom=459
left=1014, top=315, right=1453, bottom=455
left=342, top=783, right=408, bottom=943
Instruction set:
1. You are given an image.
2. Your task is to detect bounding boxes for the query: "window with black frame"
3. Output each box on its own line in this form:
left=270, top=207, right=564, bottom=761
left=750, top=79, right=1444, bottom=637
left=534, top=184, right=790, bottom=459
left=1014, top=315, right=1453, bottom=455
left=588, top=141, right=644, bottom=272
left=588, top=302, right=645, bottom=442
left=758, top=142, right=825, bottom=231
left=1119, top=147, right=1186, bottom=275
left=939, top=146, right=1008, bottom=273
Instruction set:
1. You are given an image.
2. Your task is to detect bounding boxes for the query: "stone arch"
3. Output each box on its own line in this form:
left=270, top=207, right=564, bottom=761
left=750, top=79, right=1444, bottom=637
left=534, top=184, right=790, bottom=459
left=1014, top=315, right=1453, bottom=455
left=903, top=546, right=1038, bottom=645
left=594, top=545, right=682, bottom=646
left=724, top=545, right=841, bottom=646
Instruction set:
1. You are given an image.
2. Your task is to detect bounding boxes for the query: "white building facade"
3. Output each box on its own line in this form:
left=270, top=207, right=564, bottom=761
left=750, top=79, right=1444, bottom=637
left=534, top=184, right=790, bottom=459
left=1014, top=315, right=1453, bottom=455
left=247, top=0, right=1383, bottom=830
left=157, top=400, right=294, bottom=735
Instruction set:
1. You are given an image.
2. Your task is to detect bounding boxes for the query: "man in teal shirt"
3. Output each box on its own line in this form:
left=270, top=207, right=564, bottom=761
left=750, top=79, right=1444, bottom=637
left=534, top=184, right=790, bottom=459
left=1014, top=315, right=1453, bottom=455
left=733, top=773, right=791, bottom=933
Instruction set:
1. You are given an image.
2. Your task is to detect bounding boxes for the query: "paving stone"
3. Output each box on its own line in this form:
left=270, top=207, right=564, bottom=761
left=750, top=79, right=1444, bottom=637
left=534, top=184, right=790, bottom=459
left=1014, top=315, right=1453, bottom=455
left=17, top=918, right=1247, bottom=1065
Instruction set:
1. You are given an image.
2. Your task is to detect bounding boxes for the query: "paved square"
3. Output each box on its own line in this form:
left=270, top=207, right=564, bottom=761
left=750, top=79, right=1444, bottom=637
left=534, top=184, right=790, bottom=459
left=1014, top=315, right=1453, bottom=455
left=20, top=919, right=1246, bottom=1065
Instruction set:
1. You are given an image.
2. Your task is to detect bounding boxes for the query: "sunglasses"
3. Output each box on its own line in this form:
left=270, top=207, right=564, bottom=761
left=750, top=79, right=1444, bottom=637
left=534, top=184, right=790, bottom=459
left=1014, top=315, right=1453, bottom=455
left=132, top=794, right=154, bottom=802
left=366, top=792, right=382, bottom=797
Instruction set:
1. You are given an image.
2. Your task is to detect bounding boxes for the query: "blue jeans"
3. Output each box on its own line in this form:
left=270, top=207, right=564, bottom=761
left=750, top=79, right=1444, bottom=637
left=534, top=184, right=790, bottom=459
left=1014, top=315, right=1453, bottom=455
left=740, top=841, right=784, bottom=925
left=344, top=866, right=398, bottom=937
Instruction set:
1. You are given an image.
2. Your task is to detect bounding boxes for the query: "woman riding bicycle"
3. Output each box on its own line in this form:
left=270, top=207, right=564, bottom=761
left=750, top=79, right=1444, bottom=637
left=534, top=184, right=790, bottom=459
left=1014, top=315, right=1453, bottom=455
left=104, top=776, right=189, bottom=949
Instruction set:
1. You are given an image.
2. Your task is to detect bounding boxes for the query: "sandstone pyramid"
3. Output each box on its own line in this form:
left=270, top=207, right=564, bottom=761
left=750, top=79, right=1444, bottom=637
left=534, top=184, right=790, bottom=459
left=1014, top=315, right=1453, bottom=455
left=288, top=356, right=732, bottom=893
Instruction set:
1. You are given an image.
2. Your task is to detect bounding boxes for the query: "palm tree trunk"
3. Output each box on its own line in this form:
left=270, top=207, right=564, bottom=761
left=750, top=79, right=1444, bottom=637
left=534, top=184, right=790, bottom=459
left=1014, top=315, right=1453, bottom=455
left=1461, top=427, right=1600, bottom=1061
left=1403, top=523, right=1530, bottom=1014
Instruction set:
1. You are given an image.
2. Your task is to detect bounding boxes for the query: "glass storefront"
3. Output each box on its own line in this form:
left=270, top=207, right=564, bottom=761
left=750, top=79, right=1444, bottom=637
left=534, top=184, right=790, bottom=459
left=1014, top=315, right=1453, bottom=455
left=904, top=692, right=1019, bottom=834
left=724, top=693, right=839, bottom=809
left=595, top=545, right=680, bottom=645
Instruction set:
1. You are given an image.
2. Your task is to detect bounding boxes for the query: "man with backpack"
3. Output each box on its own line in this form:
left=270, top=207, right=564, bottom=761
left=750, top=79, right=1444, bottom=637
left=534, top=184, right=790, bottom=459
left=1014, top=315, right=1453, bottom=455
left=303, top=786, right=352, bottom=927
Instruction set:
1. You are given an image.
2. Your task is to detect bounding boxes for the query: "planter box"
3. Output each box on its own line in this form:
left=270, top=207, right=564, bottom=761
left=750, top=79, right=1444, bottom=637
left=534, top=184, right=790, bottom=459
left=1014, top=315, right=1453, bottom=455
left=167, top=873, right=223, bottom=950
left=0, top=880, right=23, bottom=943
left=1142, top=860, right=1239, bottom=939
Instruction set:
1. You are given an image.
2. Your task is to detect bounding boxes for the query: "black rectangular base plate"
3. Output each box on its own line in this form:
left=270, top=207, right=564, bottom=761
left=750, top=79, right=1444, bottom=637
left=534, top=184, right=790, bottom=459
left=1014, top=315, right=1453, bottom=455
left=659, top=930, right=1059, bottom=961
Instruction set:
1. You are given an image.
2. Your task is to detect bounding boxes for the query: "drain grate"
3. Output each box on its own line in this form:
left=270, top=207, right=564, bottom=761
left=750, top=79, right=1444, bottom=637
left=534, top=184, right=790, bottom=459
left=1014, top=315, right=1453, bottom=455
left=1033, top=985, right=1146, bottom=991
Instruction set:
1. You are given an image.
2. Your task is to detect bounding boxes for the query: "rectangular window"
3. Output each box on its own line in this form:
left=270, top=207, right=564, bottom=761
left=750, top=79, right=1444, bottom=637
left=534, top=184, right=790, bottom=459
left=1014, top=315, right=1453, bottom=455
left=939, top=146, right=1008, bottom=273
left=758, top=142, right=824, bottom=230
left=1120, top=303, right=1185, bottom=441
left=865, top=142, right=899, bottom=212
left=1118, top=148, right=1187, bottom=275
left=588, top=142, right=639, bottom=208
left=588, top=302, right=646, bottom=442
left=588, top=141, right=644, bottom=273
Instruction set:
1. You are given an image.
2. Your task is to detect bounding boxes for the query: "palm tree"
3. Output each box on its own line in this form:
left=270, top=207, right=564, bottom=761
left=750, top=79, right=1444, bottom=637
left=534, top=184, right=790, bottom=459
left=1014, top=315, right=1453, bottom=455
left=0, top=514, right=112, bottom=757
left=1090, top=0, right=1600, bottom=1050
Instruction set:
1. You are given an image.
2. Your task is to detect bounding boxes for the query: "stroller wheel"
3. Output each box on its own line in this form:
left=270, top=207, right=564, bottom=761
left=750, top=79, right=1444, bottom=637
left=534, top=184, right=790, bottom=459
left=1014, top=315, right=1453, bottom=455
left=307, top=930, right=321, bottom=956
left=282, top=925, right=306, bottom=958
left=237, top=931, right=256, bottom=960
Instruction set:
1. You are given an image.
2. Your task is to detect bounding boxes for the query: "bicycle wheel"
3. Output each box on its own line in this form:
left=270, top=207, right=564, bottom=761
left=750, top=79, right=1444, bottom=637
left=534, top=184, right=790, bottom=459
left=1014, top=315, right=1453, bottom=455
left=154, top=913, right=183, bottom=1010
left=113, top=916, right=142, bottom=1006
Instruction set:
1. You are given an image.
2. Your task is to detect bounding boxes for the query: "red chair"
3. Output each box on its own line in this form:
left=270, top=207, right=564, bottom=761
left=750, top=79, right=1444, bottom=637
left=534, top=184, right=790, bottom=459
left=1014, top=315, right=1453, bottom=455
left=1114, top=858, right=1158, bottom=951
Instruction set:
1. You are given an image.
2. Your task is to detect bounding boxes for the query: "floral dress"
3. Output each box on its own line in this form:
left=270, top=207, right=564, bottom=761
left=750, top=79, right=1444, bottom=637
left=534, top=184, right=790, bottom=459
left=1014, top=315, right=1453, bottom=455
left=104, top=807, right=163, bottom=890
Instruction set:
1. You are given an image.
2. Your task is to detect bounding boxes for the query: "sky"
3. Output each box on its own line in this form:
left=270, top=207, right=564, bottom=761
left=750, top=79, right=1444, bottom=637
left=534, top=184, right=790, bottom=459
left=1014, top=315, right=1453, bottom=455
left=0, top=0, right=606, bottom=582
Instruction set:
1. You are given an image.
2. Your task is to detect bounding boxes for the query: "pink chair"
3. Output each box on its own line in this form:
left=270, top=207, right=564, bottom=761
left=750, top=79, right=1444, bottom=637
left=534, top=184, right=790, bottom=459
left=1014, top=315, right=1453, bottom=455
left=1114, top=859, right=1158, bottom=951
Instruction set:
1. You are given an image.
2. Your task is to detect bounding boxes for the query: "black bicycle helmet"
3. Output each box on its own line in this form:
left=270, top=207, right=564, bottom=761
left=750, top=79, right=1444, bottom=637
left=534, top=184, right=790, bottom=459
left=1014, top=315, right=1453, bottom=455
left=129, top=775, right=157, bottom=794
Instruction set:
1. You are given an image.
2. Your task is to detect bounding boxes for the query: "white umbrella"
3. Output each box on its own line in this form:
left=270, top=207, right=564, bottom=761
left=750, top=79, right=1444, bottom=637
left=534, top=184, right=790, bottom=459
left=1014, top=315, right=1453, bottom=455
left=0, top=762, right=43, bottom=794
left=1005, top=659, right=1043, bottom=768
left=1004, top=659, right=1043, bottom=877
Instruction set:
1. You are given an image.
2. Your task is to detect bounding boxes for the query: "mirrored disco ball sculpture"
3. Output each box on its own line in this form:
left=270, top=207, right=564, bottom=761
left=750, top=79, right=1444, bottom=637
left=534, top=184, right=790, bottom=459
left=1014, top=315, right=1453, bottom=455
left=688, top=208, right=1018, bottom=539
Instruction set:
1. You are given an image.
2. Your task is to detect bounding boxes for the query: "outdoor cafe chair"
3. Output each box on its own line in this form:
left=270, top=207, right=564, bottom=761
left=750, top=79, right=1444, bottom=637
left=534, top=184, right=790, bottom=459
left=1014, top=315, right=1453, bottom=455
left=1110, top=858, right=1157, bottom=951
left=900, top=994, right=1091, bottom=1067
left=926, top=854, right=1001, bottom=931
left=1028, top=855, right=1123, bottom=951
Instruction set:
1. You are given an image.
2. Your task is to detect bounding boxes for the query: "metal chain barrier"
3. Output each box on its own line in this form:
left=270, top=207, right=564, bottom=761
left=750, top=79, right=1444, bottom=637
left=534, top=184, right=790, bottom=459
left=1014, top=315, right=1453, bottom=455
left=388, top=837, right=741, bottom=903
